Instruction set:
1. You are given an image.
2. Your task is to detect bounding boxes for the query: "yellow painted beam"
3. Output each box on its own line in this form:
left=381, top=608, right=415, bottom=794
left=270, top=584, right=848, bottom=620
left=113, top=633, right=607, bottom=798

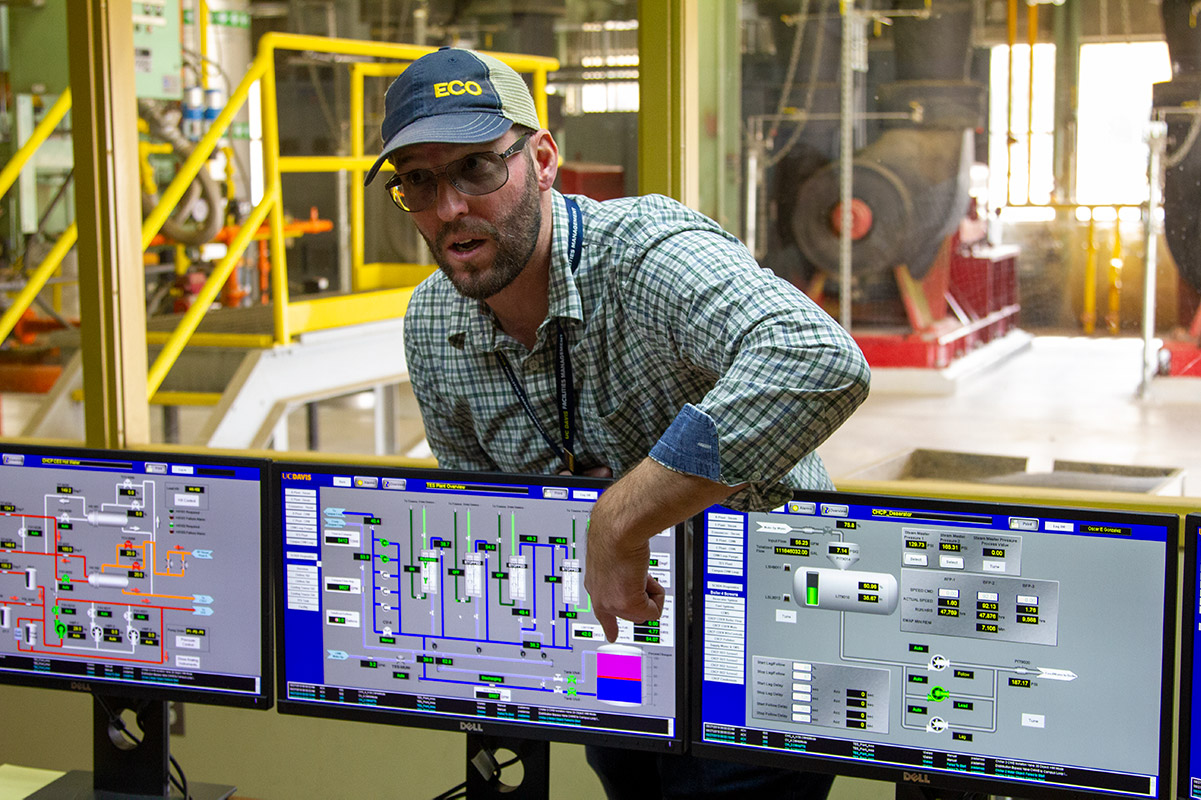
left=355, top=263, right=436, bottom=291
left=144, top=331, right=274, bottom=348
left=68, top=0, right=149, bottom=448
left=73, top=389, right=223, bottom=407
left=638, top=0, right=698, bottom=205
left=286, top=288, right=416, bottom=335
left=279, top=155, right=378, bottom=173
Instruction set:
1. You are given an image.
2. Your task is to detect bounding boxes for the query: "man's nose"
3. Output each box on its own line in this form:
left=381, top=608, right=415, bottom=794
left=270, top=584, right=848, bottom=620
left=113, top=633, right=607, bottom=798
left=434, top=174, right=470, bottom=221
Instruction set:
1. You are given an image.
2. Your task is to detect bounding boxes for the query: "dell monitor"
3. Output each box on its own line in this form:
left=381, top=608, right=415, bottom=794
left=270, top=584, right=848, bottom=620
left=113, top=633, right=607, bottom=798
left=0, top=444, right=271, bottom=799
left=274, top=463, right=685, bottom=771
left=693, top=490, right=1177, bottom=799
left=1181, top=513, right=1201, bottom=800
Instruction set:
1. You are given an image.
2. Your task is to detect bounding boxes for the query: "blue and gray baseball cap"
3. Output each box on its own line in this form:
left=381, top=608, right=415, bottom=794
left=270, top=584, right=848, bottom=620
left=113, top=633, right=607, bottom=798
left=363, top=47, right=541, bottom=186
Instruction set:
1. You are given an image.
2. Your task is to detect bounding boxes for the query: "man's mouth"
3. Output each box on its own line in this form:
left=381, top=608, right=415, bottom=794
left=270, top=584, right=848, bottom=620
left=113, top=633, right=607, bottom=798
left=449, top=238, right=484, bottom=254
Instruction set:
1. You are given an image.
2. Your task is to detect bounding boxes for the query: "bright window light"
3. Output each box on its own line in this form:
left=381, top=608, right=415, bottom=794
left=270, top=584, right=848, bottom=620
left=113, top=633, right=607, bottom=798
left=989, top=43, right=1057, bottom=209
left=1076, top=42, right=1171, bottom=205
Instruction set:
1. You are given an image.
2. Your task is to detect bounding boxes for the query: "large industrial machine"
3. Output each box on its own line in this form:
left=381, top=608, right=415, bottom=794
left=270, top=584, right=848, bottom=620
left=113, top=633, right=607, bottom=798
left=748, top=0, right=1017, bottom=371
left=1154, top=0, right=1201, bottom=376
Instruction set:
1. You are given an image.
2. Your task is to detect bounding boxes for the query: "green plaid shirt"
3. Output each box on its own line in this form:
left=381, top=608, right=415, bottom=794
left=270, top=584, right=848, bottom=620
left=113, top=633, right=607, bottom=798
left=403, top=191, right=870, bottom=511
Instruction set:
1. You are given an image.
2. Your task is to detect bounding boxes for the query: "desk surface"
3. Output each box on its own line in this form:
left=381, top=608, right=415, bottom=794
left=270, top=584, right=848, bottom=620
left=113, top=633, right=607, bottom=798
left=0, top=766, right=254, bottom=800
left=0, top=765, right=64, bottom=800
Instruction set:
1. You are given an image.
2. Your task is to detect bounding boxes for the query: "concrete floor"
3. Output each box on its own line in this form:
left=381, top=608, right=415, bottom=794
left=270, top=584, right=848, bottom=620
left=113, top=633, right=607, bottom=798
left=822, top=334, right=1201, bottom=495
left=0, top=333, right=1197, bottom=799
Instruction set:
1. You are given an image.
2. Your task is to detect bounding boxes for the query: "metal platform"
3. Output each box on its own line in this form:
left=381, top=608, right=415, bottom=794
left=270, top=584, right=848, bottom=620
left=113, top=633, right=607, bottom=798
left=20, top=304, right=422, bottom=452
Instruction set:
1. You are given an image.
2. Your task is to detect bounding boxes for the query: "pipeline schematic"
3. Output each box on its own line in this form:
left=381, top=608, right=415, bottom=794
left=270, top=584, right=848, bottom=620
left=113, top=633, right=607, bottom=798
left=0, top=451, right=266, bottom=696
left=278, top=470, right=681, bottom=746
left=698, top=495, right=1173, bottom=798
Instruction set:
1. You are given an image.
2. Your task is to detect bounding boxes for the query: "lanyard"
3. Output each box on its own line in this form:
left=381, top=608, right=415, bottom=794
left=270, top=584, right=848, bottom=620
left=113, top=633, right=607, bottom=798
left=494, top=196, right=583, bottom=474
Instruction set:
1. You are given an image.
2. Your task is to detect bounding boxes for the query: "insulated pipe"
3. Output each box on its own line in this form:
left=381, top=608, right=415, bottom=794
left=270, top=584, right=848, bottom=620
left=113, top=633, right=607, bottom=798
left=1153, top=0, right=1201, bottom=291
left=1007, top=0, right=1017, bottom=205
left=1027, top=1, right=1038, bottom=202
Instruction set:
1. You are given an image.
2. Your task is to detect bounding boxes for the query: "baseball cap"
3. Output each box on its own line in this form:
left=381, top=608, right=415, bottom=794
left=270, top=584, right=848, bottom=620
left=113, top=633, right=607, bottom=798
left=364, top=47, right=542, bottom=186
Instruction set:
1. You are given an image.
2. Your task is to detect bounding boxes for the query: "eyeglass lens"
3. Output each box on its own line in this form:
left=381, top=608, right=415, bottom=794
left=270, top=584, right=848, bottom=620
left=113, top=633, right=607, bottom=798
left=387, top=134, right=530, bottom=212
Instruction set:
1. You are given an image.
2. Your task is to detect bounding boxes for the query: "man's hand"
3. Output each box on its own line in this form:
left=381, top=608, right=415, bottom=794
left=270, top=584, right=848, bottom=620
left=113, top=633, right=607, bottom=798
left=583, top=459, right=743, bottom=642
left=585, top=493, right=667, bottom=642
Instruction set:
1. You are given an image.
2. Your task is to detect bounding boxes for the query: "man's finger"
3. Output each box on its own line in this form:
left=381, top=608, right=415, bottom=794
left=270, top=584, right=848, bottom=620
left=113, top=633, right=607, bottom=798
left=596, top=609, right=620, bottom=643
left=645, top=574, right=666, bottom=614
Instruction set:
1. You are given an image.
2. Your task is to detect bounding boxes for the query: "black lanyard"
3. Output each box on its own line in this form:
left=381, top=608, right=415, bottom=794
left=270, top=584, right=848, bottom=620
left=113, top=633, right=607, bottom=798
left=494, top=196, right=583, bottom=474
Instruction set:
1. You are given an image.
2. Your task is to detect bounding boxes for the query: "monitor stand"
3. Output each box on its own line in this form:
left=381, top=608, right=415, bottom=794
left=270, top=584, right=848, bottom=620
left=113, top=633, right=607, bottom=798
left=26, top=695, right=235, bottom=800
left=465, top=734, right=550, bottom=799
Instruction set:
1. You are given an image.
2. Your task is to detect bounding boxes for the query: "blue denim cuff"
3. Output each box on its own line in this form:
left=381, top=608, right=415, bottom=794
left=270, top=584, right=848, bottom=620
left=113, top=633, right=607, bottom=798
left=649, top=403, right=722, bottom=482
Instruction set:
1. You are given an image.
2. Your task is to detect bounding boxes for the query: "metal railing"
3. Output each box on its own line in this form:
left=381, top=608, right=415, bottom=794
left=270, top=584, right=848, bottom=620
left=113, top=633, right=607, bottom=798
left=0, top=33, right=559, bottom=402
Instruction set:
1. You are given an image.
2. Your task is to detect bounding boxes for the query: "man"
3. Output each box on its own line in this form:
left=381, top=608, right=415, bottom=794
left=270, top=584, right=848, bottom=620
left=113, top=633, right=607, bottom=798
left=365, top=47, right=870, bottom=800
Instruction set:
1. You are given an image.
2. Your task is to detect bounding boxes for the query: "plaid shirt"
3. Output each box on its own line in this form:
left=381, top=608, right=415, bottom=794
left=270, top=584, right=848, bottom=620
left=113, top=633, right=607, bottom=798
left=403, top=191, right=870, bottom=511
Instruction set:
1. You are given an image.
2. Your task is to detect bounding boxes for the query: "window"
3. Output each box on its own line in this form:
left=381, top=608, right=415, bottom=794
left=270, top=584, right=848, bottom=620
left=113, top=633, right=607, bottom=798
left=989, top=43, right=1057, bottom=210
left=1075, top=41, right=1171, bottom=206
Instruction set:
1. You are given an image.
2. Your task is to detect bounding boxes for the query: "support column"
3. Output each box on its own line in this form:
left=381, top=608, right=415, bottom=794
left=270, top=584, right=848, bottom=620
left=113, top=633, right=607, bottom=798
left=638, top=0, right=698, bottom=207
left=67, top=0, right=149, bottom=448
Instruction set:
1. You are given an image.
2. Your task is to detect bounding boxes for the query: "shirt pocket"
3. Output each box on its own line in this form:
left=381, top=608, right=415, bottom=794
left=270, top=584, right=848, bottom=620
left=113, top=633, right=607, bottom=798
left=583, top=378, right=666, bottom=462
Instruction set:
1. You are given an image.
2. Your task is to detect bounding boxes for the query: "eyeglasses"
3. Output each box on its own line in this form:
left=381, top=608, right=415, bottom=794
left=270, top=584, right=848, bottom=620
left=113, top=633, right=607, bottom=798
left=384, top=133, right=532, bottom=213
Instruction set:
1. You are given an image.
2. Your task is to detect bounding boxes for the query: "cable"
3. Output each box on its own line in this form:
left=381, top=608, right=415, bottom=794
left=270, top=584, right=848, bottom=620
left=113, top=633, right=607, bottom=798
left=429, top=781, right=466, bottom=800
left=94, top=695, right=193, bottom=799
left=428, top=753, right=520, bottom=800
left=766, top=0, right=832, bottom=168
left=169, top=753, right=192, bottom=800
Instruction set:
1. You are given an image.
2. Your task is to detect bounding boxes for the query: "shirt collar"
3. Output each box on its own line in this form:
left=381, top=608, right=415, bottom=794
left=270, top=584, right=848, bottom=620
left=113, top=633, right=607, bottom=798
left=445, top=190, right=584, bottom=354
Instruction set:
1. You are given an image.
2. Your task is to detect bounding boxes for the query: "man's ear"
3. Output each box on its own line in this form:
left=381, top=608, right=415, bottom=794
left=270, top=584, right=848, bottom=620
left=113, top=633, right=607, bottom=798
left=531, top=130, right=559, bottom=191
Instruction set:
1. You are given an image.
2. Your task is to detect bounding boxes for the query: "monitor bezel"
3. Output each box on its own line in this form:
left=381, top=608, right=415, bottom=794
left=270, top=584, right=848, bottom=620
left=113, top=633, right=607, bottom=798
left=0, top=442, right=274, bottom=710
left=689, top=489, right=1178, bottom=800
left=1180, top=512, right=1200, bottom=800
left=272, top=463, right=688, bottom=753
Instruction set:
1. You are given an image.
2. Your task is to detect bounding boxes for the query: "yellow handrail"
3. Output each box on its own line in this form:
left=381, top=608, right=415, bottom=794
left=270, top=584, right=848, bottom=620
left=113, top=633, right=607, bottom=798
left=0, top=223, right=78, bottom=345
left=0, top=32, right=558, bottom=410
left=0, top=89, right=72, bottom=201
left=147, top=183, right=279, bottom=397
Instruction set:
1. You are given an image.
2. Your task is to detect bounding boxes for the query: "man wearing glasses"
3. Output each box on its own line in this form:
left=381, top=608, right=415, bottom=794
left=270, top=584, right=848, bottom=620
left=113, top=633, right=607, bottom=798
left=365, top=47, right=870, bottom=800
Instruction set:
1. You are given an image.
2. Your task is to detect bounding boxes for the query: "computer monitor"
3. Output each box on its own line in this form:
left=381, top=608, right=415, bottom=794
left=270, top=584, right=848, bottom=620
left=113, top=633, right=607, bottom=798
left=1181, top=513, right=1201, bottom=800
left=693, top=490, right=1177, bottom=799
left=0, top=443, right=271, bottom=799
left=274, top=464, right=685, bottom=755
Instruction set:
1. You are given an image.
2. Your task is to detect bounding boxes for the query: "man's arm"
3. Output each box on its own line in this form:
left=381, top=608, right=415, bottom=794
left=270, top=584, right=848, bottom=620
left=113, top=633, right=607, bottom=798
left=584, top=457, right=744, bottom=642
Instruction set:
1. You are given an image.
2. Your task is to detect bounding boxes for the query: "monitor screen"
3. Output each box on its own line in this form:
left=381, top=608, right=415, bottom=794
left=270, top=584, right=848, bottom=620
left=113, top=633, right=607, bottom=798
left=1182, top=513, right=1201, bottom=800
left=274, top=465, right=685, bottom=751
left=0, top=444, right=271, bottom=708
left=693, top=490, right=1177, bottom=799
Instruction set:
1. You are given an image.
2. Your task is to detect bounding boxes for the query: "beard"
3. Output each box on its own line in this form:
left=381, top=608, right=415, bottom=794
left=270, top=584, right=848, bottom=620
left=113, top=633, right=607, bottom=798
left=425, top=163, right=542, bottom=301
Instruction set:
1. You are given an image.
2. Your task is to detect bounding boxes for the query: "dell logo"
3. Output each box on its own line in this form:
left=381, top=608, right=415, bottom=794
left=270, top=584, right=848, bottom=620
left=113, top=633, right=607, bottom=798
left=70, top=681, right=92, bottom=692
left=902, top=772, right=931, bottom=784
left=460, top=722, right=485, bottom=733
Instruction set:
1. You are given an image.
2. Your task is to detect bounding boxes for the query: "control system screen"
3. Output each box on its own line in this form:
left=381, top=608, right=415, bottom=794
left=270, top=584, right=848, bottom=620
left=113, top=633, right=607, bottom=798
left=0, top=446, right=270, bottom=706
left=276, top=465, right=684, bottom=751
left=1182, top=513, right=1201, bottom=800
left=693, top=491, right=1176, bottom=799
